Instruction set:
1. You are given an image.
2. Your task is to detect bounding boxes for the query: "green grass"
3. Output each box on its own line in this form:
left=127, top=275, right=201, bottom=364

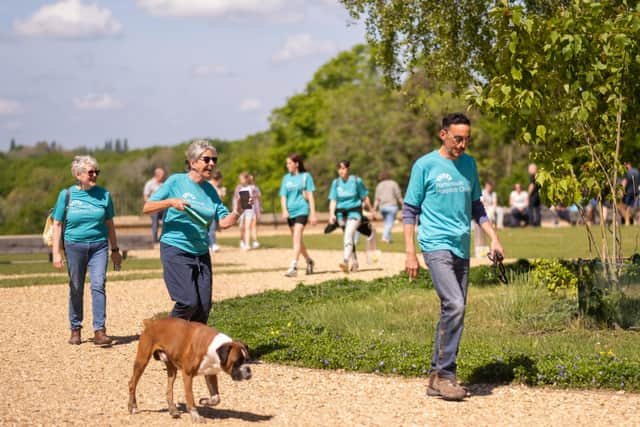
left=211, top=269, right=640, bottom=390
left=219, top=225, right=640, bottom=259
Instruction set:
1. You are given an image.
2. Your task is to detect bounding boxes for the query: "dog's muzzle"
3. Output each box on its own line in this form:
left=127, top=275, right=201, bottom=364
left=232, top=364, right=252, bottom=381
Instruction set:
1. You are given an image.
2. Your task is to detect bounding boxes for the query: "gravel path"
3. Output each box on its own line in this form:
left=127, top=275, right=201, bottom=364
left=1, top=245, right=639, bottom=426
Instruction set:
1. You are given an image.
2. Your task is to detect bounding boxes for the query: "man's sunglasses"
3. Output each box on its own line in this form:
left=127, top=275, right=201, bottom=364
left=447, top=131, right=472, bottom=144
left=86, top=169, right=100, bottom=176
left=200, top=156, right=218, bottom=164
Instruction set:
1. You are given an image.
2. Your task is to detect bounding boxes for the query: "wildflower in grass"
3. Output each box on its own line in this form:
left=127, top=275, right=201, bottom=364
left=379, top=361, right=385, bottom=367
left=322, top=358, right=330, bottom=366
left=392, top=368, right=397, bottom=374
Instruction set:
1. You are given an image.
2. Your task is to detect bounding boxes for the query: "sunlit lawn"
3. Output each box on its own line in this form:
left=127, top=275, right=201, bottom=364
left=218, top=224, right=640, bottom=259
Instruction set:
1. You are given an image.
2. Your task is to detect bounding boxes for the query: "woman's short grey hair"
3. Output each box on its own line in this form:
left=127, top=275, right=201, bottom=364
left=186, top=139, right=216, bottom=162
left=71, top=155, right=98, bottom=177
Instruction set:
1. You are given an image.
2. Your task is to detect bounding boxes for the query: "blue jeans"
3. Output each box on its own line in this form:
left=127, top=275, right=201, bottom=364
left=423, top=250, right=469, bottom=378
left=64, top=240, right=109, bottom=331
left=380, top=206, right=398, bottom=241
left=160, top=243, right=212, bottom=324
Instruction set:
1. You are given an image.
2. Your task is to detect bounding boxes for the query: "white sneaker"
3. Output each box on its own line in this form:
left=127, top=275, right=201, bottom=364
left=284, top=267, right=297, bottom=277
left=252, top=240, right=260, bottom=249
left=350, top=262, right=359, bottom=272
left=239, top=240, right=245, bottom=249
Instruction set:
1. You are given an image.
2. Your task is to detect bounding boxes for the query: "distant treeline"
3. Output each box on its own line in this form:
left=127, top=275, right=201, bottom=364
left=0, top=45, right=533, bottom=235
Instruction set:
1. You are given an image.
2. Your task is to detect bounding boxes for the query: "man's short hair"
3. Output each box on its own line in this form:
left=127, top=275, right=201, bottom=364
left=442, top=113, right=471, bottom=129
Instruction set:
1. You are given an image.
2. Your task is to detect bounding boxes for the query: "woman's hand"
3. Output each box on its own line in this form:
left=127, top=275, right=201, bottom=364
left=169, top=198, right=190, bottom=210
left=52, top=251, right=64, bottom=271
left=309, top=212, right=318, bottom=225
left=329, top=214, right=337, bottom=224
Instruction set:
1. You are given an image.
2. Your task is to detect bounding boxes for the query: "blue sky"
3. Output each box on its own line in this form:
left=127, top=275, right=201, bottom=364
left=0, top=0, right=364, bottom=150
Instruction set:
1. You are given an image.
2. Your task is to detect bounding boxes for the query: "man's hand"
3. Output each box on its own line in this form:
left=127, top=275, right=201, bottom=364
left=405, top=253, right=419, bottom=279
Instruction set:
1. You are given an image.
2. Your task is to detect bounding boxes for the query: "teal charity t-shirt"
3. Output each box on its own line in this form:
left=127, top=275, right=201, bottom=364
left=404, top=150, right=481, bottom=259
left=52, top=185, right=114, bottom=243
left=150, top=173, right=229, bottom=255
left=328, top=175, right=368, bottom=220
left=279, top=172, right=315, bottom=218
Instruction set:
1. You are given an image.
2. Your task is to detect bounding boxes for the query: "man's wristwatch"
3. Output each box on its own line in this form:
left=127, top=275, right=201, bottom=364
left=111, top=247, right=120, bottom=253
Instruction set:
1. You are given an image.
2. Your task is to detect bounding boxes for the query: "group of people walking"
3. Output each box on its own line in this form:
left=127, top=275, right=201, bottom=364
left=50, top=113, right=505, bottom=402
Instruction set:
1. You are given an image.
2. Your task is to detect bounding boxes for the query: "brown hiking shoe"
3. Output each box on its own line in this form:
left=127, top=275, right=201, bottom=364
left=426, top=373, right=466, bottom=401
left=93, top=329, right=113, bottom=347
left=68, top=329, right=81, bottom=345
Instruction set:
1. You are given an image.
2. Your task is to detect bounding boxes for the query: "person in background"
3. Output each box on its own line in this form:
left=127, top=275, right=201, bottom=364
left=207, top=170, right=226, bottom=253
left=233, top=172, right=254, bottom=251
left=403, top=113, right=504, bottom=401
left=52, top=155, right=122, bottom=346
left=373, top=170, right=403, bottom=243
left=509, top=183, right=529, bottom=227
left=329, top=160, right=373, bottom=272
left=143, top=140, right=244, bottom=324
left=280, top=153, right=317, bottom=277
left=527, top=163, right=541, bottom=227
left=143, top=167, right=166, bottom=244
left=620, top=161, right=640, bottom=225
left=248, top=174, right=262, bottom=249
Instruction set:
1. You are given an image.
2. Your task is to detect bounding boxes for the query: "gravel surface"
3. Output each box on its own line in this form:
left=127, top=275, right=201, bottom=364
left=1, top=245, right=639, bottom=426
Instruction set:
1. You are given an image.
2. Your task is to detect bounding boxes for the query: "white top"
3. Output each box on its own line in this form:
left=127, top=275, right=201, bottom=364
left=510, top=190, right=528, bottom=209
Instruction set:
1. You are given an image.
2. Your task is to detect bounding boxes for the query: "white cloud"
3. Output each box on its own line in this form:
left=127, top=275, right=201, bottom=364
left=239, top=98, right=261, bottom=112
left=272, top=33, right=336, bottom=63
left=73, top=93, right=123, bottom=111
left=14, top=0, right=122, bottom=39
left=0, top=99, right=22, bottom=115
left=191, top=64, right=230, bottom=77
left=137, top=0, right=289, bottom=18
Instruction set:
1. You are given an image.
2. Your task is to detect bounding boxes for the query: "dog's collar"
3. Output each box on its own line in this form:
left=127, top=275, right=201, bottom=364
left=211, top=333, right=232, bottom=351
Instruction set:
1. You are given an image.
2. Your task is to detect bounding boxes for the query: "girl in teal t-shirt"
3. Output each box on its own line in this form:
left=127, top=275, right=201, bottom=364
left=279, top=153, right=317, bottom=277
left=328, top=160, right=373, bottom=272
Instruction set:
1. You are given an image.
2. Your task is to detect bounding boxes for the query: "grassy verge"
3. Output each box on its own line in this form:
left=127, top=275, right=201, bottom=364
left=211, top=269, right=640, bottom=391
left=219, top=225, right=640, bottom=259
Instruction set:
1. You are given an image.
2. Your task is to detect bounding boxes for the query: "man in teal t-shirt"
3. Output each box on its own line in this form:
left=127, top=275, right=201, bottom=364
left=403, top=113, right=504, bottom=401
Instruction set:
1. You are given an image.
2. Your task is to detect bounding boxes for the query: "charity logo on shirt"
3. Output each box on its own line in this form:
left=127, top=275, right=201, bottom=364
left=68, top=199, right=104, bottom=213
left=337, top=186, right=356, bottom=198
left=435, top=172, right=469, bottom=195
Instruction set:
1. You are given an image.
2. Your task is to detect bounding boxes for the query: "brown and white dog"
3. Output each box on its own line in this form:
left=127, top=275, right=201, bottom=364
left=128, top=317, right=251, bottom=422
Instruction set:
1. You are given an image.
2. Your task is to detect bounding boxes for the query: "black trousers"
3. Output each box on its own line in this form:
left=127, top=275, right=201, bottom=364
left=160, top=242, right=212, bottom=324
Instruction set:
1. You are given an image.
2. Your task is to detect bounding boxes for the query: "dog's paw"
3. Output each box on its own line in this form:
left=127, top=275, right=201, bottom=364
left=168, top=406, right=181, bottom=418
left=127, top=404, right=139, bottom=415
left=190, top=409, right=205, bottom=423
left=199, top=394, right=220, bottom=407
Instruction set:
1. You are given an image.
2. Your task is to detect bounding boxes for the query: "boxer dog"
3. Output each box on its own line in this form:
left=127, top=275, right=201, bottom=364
left=128, top=317, right=251, bottom=422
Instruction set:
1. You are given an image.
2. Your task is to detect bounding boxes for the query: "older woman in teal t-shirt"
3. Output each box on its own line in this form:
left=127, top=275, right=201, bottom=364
left=143, top=140, right=243, bottom=324
left=51, top=155, right=122, bottom=346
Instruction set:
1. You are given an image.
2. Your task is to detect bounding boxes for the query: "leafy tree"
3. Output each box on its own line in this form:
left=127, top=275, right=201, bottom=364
left=343, top=0, right=640, bottom=274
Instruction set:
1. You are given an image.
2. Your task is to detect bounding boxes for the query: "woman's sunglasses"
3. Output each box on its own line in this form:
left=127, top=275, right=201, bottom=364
left=86, top=169, right=100, bottom=176
left=200, top=156, right=218, bottom=164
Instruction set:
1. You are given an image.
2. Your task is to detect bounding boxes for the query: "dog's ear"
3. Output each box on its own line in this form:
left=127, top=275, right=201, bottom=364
left=216, top=343, right=231, bottom=364
left=239, top=341, right=250, bottom=354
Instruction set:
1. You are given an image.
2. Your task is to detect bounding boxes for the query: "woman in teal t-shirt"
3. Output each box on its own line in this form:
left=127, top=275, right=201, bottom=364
left=143, top=140, right=244, bottom=324
left=51, top=155, right=122, bottom=347
left=328, top=159, right=373, bottom=272
left=279, top=153, right=317, bottom=277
